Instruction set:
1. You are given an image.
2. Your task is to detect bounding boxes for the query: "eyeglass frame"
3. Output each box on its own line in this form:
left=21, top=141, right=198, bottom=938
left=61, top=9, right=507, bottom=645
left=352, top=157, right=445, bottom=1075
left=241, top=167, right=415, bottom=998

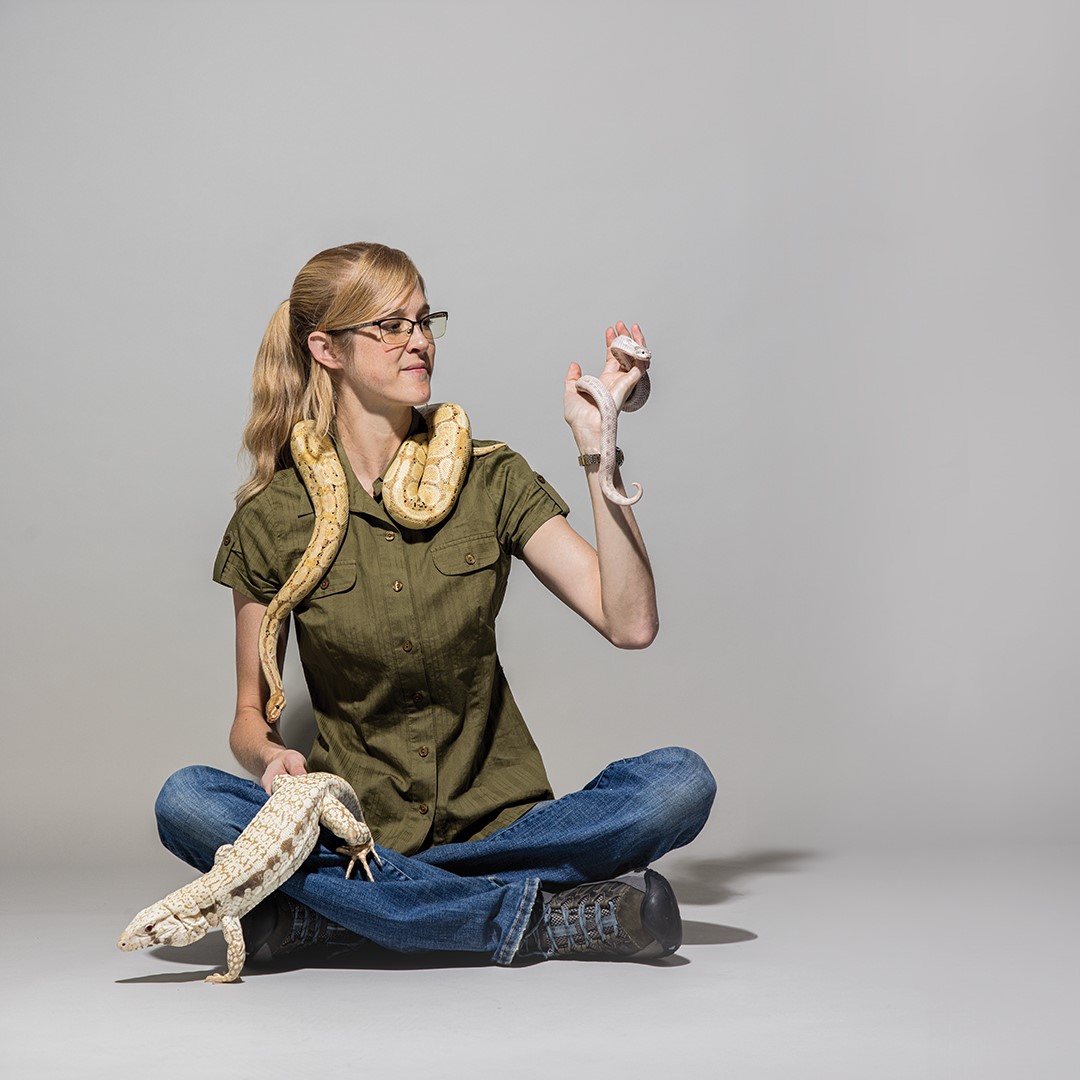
left=325, top=311, right=449, bottom=344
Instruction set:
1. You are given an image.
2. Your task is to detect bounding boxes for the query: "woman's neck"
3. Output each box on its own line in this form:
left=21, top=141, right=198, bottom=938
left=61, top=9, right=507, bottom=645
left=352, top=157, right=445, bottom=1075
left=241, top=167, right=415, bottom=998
left=333, top=395, right=415, bottom=496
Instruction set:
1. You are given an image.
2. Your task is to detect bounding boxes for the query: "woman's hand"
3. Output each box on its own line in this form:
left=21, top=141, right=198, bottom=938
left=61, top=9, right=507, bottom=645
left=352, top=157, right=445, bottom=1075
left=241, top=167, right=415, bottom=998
left=564, top=321, right=650, bottom=451
left=259, top=748, right=308, bottom=794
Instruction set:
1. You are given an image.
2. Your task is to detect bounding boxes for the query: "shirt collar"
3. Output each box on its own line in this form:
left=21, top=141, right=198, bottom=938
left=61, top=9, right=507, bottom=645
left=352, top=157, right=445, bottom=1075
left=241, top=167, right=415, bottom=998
left=323, top=409, right=427, bottom=522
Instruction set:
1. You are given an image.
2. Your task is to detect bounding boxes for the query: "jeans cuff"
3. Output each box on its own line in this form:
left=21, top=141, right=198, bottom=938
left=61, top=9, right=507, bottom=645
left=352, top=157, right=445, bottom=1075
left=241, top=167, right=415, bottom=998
left=493, top=876, right=541, bottom=966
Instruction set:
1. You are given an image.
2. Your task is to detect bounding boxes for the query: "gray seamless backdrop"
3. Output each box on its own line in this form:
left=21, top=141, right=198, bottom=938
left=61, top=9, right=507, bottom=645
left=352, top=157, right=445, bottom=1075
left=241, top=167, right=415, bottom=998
left=1, top=0, right=1076, bottom=868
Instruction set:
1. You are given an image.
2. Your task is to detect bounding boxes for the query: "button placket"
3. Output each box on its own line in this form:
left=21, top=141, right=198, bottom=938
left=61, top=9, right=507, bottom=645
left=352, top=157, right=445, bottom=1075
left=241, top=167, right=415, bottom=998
left=365, top=515, right=436, bottom=827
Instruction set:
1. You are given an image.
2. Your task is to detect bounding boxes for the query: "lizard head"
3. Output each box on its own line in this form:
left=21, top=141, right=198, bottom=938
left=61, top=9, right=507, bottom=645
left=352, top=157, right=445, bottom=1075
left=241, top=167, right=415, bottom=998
left=117, top=900, right=206, bottom=952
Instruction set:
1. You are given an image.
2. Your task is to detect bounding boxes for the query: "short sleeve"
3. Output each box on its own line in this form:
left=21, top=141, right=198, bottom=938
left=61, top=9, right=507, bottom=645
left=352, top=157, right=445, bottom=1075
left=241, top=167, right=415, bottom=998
left=480, top=445, right=570, bottom=558
left=211, top=495, right=285, bottom=606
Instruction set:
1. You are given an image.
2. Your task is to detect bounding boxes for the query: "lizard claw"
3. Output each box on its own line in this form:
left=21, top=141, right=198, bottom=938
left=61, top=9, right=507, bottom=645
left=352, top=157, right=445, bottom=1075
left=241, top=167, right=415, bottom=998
left=204, top=970, right=240, bottom=984
left=337, top=842, right=382, bottom=882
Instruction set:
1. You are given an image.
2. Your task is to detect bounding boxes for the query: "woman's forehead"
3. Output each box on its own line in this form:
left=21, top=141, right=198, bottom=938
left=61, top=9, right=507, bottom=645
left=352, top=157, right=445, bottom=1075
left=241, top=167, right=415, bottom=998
left=382, top=284, right=428, bottom=317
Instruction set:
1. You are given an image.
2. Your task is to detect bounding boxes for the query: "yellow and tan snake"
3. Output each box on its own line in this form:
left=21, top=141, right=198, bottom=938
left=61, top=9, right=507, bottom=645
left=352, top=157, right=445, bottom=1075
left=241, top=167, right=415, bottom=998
left=258, top=421, right=351, bottom=725
left=259, top=404, right=500, bottom=727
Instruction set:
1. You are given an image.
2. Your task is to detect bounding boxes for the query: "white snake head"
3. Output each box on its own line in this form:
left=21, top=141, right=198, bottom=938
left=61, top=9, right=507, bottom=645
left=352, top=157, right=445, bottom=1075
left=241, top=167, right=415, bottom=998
left=117, top=900, right=209, bottom=952
left=609, top=334, right=651, bottom=370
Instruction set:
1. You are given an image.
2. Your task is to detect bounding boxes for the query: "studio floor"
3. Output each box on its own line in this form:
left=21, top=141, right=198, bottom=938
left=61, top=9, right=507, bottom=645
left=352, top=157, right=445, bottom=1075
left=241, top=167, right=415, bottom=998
left=3, top=846, right=1077, bottom=1079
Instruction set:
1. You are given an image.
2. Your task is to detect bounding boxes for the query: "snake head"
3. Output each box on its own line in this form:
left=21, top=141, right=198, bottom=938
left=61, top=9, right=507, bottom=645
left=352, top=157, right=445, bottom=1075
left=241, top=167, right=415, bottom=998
left=264, top=691, right=286, bottom=725
left=609, top=334, right=651, bottom=370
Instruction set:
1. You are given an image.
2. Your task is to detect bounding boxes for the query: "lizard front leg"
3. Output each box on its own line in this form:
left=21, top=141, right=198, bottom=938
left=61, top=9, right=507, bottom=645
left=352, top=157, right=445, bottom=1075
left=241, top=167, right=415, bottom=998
left=320, top=795, right=382, bottom=881
left=205, top=915, right=246, bottom=983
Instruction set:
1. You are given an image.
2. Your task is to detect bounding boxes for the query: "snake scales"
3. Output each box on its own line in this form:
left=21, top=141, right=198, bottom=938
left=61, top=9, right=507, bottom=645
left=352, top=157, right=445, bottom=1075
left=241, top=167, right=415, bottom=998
left=575, top=334, right=652, bottom=506
left=258, top=403, right=501, bottom=726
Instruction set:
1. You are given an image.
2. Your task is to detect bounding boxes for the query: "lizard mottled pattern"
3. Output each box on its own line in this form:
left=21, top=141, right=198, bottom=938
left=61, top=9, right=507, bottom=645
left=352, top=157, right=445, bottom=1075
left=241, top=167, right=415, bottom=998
left=118, top=772, right=380, bottom=983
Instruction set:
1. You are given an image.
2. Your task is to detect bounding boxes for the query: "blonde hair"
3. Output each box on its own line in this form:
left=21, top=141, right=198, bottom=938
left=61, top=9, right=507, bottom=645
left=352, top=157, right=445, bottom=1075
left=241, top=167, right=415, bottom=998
left=237, top=242, right=426, bottom=505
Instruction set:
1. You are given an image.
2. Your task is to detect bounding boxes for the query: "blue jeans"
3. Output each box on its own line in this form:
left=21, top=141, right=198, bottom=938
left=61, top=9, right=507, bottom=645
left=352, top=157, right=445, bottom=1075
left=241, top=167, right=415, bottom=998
left=154, top=746, right=716, bottom=965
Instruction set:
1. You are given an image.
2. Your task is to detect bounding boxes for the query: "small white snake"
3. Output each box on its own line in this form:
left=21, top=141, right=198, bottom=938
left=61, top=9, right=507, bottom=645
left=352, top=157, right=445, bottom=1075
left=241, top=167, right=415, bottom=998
left=575, top=334, right=652, bottom=506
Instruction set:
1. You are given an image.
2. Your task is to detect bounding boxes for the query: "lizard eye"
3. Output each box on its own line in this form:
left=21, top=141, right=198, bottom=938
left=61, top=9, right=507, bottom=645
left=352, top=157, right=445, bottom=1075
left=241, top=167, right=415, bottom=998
left=145, top=924, right=154, bottom=933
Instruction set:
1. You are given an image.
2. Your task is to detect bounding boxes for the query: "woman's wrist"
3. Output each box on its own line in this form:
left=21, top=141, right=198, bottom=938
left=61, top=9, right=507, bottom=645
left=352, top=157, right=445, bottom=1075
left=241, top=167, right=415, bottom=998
left=570, top=426, right=602, bottom=456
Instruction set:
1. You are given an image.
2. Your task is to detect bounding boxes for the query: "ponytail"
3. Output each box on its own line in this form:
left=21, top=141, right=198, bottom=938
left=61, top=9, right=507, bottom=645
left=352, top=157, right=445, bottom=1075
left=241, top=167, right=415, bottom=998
left=236, top=301, right=334, bottom=505
left=235, top=242, right=425, bottom=505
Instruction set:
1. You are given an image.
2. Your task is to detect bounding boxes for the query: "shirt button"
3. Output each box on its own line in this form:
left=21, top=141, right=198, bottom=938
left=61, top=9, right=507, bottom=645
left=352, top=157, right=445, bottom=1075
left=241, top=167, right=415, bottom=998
left=418, top=803, right=429, bottom=815
left=392, top=580, right=404, bottom=592
left=222, top=535, right=232, bottom=546
left=384, top=531, right=395, bottom=541
left=536, top=474, right=546, bottom=485
left=418, top=745, right=429, bottom=758
left=319, top=578, right=329, bottom=590
left=464, top=553, right=476, bottom=565
left=401, top=639, right=413, bottom=653
left=411, top=691, right=424, bottom=706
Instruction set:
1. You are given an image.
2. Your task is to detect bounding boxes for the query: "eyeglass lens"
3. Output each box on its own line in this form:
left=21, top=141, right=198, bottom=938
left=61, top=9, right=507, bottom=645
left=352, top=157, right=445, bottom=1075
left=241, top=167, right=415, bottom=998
left=381, top=313, right=447, bottom=344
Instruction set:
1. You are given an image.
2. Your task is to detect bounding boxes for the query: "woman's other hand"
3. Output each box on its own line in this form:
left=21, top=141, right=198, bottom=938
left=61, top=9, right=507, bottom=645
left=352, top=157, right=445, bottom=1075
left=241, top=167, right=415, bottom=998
left=260, top=749, right=308, bottom=794
left=563, top=321, right=650, bottom=450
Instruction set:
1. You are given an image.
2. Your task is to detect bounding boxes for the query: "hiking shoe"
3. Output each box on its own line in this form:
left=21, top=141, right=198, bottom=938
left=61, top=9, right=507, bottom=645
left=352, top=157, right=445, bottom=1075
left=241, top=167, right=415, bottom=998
left=519, top=869, right=682, bottom=961
left=242, top=893, right=366, bottom=964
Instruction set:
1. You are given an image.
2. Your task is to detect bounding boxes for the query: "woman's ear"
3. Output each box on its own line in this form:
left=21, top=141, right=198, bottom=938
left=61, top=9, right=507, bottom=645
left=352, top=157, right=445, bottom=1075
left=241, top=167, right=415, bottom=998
left=308, top=330, right=345, bottom=370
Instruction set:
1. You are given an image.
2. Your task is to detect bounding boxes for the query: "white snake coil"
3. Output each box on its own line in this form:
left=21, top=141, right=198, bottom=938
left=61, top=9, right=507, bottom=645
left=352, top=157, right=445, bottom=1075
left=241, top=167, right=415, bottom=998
left=258, top=404, right=501, bottom=726
left=574, top=334, right=652, bottom=506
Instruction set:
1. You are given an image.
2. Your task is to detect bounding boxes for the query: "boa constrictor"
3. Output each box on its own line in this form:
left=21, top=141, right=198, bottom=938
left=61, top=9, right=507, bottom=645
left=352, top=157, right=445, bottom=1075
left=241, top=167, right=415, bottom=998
left=259, top=403, right=502, bottom=726
left=575, top=334, right=652, bottom=506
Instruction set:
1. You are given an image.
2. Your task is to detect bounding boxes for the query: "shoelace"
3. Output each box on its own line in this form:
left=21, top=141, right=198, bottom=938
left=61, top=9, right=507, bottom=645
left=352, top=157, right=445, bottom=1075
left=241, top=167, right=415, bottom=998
left=544, top=895, right=624, bottom=953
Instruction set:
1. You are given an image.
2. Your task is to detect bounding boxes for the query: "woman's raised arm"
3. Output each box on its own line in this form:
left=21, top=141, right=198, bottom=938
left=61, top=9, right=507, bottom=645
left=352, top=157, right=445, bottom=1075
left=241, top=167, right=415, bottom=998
left=522, top=322, right=659, bottom=649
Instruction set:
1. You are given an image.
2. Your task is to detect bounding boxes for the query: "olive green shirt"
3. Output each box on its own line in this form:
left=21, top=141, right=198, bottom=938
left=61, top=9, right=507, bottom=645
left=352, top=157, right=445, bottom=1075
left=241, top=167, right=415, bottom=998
left=212, top=431, right=569, bottom=855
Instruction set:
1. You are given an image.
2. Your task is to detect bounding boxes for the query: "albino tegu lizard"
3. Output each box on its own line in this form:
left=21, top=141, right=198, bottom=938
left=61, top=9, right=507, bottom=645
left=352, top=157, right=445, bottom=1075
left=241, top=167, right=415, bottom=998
left=118, top=772, right=379, bottom=983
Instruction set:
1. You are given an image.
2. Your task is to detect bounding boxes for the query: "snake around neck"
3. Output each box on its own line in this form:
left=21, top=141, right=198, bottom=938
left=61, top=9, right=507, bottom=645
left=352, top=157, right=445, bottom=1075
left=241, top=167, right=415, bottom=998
left=258, top=403, right=501, bottom=726
left=574, top=334, right=652, bottom=506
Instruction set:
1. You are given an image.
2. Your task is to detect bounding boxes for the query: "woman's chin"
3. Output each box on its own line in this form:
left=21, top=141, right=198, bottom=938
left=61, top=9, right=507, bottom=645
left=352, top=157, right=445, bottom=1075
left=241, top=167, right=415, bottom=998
left=408, top=376, right=433, bottom=405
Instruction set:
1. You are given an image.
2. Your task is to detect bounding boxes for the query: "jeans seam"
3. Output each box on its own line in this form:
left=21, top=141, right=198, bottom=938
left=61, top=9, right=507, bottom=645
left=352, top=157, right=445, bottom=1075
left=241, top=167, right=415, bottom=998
left=494, top=876, right=540, bottom=966
left=374, top=851, right=413, bottom=882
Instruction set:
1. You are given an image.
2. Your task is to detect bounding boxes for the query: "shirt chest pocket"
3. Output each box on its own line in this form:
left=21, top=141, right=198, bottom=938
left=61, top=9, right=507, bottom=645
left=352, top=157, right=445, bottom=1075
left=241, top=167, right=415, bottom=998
left=430, top=531, right=505, bottom=633
left=430, top=533, right=502, bottom=577
left=293, top=558, right=360, bottom=665
left=295, top=559, right=358, bottom=611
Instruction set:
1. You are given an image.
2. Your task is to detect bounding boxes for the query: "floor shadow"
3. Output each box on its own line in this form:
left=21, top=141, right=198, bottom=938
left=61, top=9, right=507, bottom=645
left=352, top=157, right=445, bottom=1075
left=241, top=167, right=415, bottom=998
left=663, top=849, right=815, bottom=905
left=142, top=936, right=495, bottom=974
left=681, top=919, right=757, bottom=946
left=117, top=969, right=221, bottom=985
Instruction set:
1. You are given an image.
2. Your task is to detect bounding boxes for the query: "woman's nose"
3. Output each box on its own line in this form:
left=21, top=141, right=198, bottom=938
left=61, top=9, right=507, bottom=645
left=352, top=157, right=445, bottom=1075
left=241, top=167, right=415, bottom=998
left=406, top=323, right=430, bottom=351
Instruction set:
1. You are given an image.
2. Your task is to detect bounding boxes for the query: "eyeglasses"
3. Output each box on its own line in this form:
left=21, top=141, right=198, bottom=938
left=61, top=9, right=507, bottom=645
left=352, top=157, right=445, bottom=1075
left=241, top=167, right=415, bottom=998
left=329, top=311, right=448, bottom=345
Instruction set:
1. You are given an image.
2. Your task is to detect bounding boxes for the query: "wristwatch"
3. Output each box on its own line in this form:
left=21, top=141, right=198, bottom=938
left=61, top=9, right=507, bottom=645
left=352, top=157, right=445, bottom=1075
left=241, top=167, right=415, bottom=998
left=577, top=447, right=624, bottom=467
